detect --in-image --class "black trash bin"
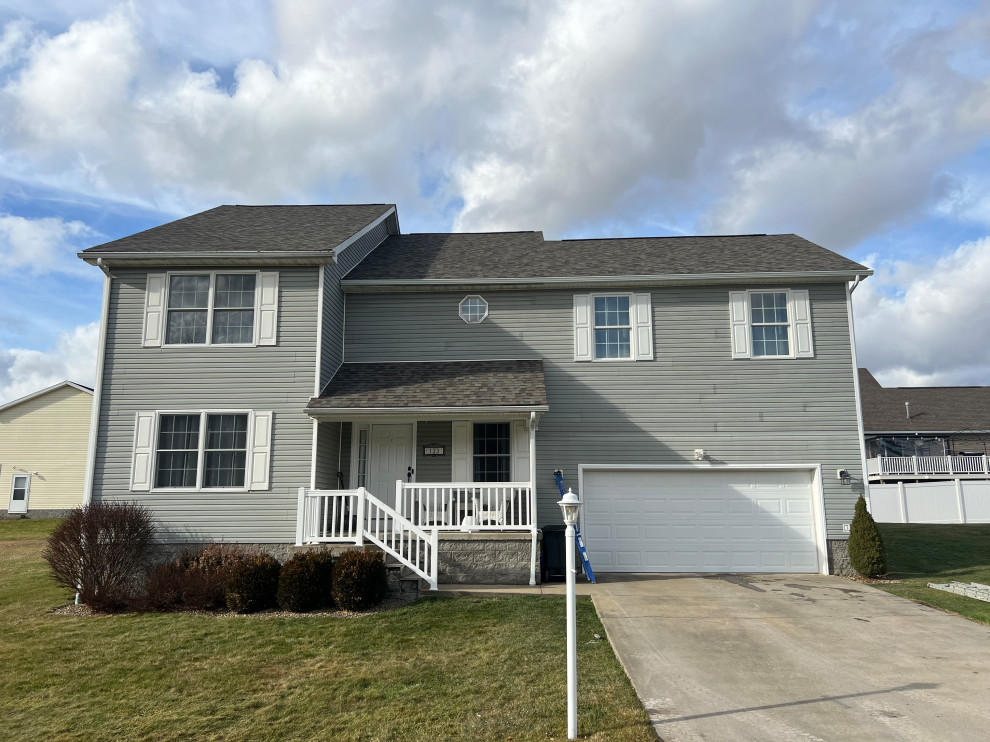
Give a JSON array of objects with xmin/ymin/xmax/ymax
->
[{"xmin": 542, "ymin": 525, "xmax": 567, "ymax": 582}]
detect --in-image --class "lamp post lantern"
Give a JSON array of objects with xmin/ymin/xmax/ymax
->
[{"xmin": 558, "ymin": 487, "xmax": 582, "ymax": 739}]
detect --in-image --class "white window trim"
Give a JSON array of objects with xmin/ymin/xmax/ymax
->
[
  {"xmin": 147, "ymin": 409, "xmax": 259, "ymax": 493},
  {"xmin": 458, "ymin": 295, "xmax": 489, "ymax": 324},
  {"xmin": 590, "ymin": 292, "xmax": 636, "ymax": 362},
  {"xmin": 161, "ymin": 271, "xmax": 262, "ymax": 348},
  {"xmin": 574, "ymin": 293, "xmax": 654, "ymax": 362},
  {"xmin": 731, "ymin": 289, "xmax": 814, "ymax": 360}
]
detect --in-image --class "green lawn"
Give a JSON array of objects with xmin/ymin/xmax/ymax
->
[
  {"xmin": 0, "ymin": 520, "xmax": 653, "ymax": 741},
  {"xmin": 874, "ymin": 523, "xmax": 990, "ymax": 626}
]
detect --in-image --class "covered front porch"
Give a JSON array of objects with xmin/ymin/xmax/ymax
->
[{"xmin": 299, "ymin": 360, "xmax": 549, "ymax": 587}]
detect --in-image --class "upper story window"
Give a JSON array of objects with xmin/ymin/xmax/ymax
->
[
  {"xmin": 142, "ymin": 271, "xmax": 279, "ymax": 348},
  {"xmin": 750, "ymin": 292, "xmax": 789, "ymax": 357},
  {"xmin": 166, "ymin": 273, "xmax": 258, "ymax": 346},
  {"xmin": 130, "ymin": 409, "xmax": 272, "ymax": 492},
  {"xmin": 729, "ymin": 289, "xmax": 814, "ymax": 360},
  {"xmin": 459, "ymin": 295, "xmax": 488, "ymax": 323},
  {"xmin": 573, "ymin": 293, "xmax": 653, "ymax": 362},
  {"xmin": 594, "ymin": 296, "xmax": 631, "ymax": 359}
]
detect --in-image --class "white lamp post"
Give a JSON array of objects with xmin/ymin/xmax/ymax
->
[{"xmin": 558, "ymin": 487, "xmax": 582, "ymax": 740}]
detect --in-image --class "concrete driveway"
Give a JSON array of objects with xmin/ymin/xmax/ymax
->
[{"xmin": 593, "ymin": 574, "xmax": 990, "ymax": 741}]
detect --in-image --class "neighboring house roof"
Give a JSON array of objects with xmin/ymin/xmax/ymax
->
[
  {"xmin": 307, "ymin": 360, "xmax": 548, "ymax": 414},
  {"xmin": 343, "ymin": 232, "xmax": 870, "ymax": 284},
  {"xmin": 78, "ymin": 204, "xmax": 395, "ymax": 264},
  {"xmin": 0, "ymin": 380, "xmax": 94, "ymax": 413},
  {"xmin": 859, "ymin": 369, "xmax": 990, "ymax": 433}
]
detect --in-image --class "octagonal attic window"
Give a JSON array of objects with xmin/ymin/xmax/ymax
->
[{"xmin": 459, "ymin": 295, "xmax": 488, "ymax": 324}]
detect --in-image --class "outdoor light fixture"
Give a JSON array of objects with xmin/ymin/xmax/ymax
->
[{"xmin": 557, "ymin": 487, "xmax": 582, "ymax": 739}]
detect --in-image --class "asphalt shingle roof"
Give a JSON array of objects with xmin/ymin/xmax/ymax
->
[
  {"xmin": 81, "ymin": 204, "xmax": 393, "ymax": 255},
  {"xmin": 344, "ymin": 232, "xmax": 868, "ymax": 281},
  {"xmin": 308, "ymin": 360, "xmax": 548, "ymax": 410},
  {"xmin": 859, "ymin": 369, "xmax": 990, "ymax": 432}
]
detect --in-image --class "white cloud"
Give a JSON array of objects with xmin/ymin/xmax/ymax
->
[
  {"xmin": 0, "ymin": 321, "xmax": 98, "ymax": 404},
  {"xmin": 0, "ymin": 214, "xmax": 96, "ymax": 274},
  {"xmin": 854, "ymin": 237, "xmax": 990, "ymax": 386}
]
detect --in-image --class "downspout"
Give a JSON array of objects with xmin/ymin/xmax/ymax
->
[
  {"xmin": 847, "ymin": 275, "xmax": 872, "ymax": 523},
  {"xmin": 82, "ymin": 259, "xmax": 112, "ymax": 507}
]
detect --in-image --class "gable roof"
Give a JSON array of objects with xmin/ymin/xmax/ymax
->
[
  {"xmin": 307, "ymin": 360, "xmax": 548, "ymax": 415},
  {"xmin": 79, "ymin": 204, "xmax": 395, "ymax": 265},
  {"xmin": 0, "ymin": 380, "xmax": 93, "ymax": 413},
  {"xmin": 343, "ymin": 232, "xmax": 870, "ymax": 284},
  {"xmin": 859, "ymin": 368, "xmax": 990, "ymax": 433}
]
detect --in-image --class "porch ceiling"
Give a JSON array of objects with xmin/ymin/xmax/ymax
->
[{"xmin": 305, "ymin": 359, "xmax": 548, "ymax": 419}]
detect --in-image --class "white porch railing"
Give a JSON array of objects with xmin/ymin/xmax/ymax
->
[
  {"xmin": 395, "ymin": 481, "xmax": 535, "ymax": 530},
  {"xmin": 295, "ymin": 487, "xmax": 438, "ymax": 591},
  {"xmin": 867, "ymin": 455, "xmax": 990, "ymax": 478}
]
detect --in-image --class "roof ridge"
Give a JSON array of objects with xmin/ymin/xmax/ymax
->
[{"xmin": 557, "ymin": 233, "xmax": 770, "ymax": 242}]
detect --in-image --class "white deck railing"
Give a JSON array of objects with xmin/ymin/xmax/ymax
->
[
  {"xmin": 295, "ymin": 487, "xmax": 438, "ymax": 590},
  {"xmin": 395, "ymin": 481, "xmax": 535, "ymax": 530},
  {"xmin": 867, "ymin": 455, "xmax": 990, "ymax": 478}
]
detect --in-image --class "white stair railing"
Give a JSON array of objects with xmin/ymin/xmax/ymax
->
[{"xmin": 296, "ymin": 487, "xmax": 438, "ymax": 591}]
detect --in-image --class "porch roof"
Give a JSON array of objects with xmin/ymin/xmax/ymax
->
[{"xmin": 305, "ymin": 360, "xmax": 549, "ymax": 418}]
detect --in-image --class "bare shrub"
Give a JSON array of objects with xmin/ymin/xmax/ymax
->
[{"xmin": 43, "ymin": 501, "xmax": 156, "ymax": 612}]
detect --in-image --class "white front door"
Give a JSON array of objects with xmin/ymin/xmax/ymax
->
[
  {"xmin": 8, "ymin": 474, "xmax": 29, "ymax": 514},
  {"xmin": 368, "ymin": 424, "xmax": 413, "ymax": 504}
]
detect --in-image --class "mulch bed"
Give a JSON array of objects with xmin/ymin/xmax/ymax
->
[{"xmin": 49, "ymin": 596, "xmax": 415, "ymax": 619}]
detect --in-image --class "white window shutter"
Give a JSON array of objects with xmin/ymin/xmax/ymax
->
[
  {"xmin": 131, "ymin": 412, "xmax": 156, "ymax": 491},
  {"xmin": 451, "ymin": 421, "xmax": 471, "ymax": 481},
  {"xmin": 256, "ymin": 272, "xmax": 279, "ymax": 346},
  {"xmin": 633, "ymin": 293, "xmax": 654, "ymax": 361},
  {"xmin": 143, "ymin": 274, "xmax": 166, "ymax": 347},
  {"xmin": 573, "ymin": 294, "xmax": 593, "ymax": 361},
  {"xmin": 729, "ymin": 291, "xmax": 751, "ymax": 359},
  {"xmin": 791, "ymin": 290, "xmax": 815, "ymax": 358},
  {"xmin": 248, "ymin": 412, "xmax": 273, "ymax": 490}
]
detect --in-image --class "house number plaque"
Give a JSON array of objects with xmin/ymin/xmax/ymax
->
[{"xmin": 422, "ymin": 446, "xmax": 445, "ymax": 456}]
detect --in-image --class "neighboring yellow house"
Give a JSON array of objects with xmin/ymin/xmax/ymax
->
[{"xmin": 1, "ymin": 381, "xmax": 93, "ymax": 517}]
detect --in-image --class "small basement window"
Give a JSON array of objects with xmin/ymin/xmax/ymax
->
[{"xmin": 459, "ymin": 295, "xmax": 489, "ymax": 324}]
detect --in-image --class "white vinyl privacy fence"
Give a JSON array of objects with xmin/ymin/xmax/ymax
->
[{"xmin": 869, "ymin": 480, "xmax": 990, "ymax": 524}]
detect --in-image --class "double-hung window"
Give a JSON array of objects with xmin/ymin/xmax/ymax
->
[
  {"xmin": 131, "ymin": 410, "xmax": 272, "ymax": 492},
  {"xmin": 729, "ymin": 289, "xmax": 814, "ymax": 359},
  {"xmin": 142, "ymin": 271, "xmax": 279, "ymax": 347},
  {"xmin": 473, "ymin": 423, "xmax": 511, "ymax": 482},
  {"xmin": 594, "ymin": 296, "xmax": 632, "ymax": 359},
  {"xmin": 165, "ymin": 273, "xmax": 257, "ymax": 346},
  {"xmin": 750, "ymin": 292, "xmax": 790, "ymax": 357},
  {"xmin": 573, "ymin": 293, "xmax": 653, "ymax": 361}
]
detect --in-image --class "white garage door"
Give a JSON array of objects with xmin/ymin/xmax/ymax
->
[{"xmin": 582, "ymin": 468, "xmax": 821, "ymax": 573}]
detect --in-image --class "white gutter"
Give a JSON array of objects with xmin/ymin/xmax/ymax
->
[
  {"xmin": 342, "ymin": 268, "xmax": 874, "ymax": 292},
  {"xmin": 82, "ymin": 260, "xmax": 112, "ymax": 506},
  {"xmin": 305, "ymin": 404, "xmax": 550, "ymax": 418}
]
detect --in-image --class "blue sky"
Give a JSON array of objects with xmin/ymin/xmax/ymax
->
[{"xmin": 1, "ymin": 0, "xmax": 989, "ymax": 402}]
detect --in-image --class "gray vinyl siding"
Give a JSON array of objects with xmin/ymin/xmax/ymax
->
[
  {"xmin": 343, "ymin": 284, "xmax": 864, "ymax": 537},
  {"xmin": 339, "ymin": 422, "xmax": 352, "ymax": 487},
  {"xmin": 93, "ymin": 267, "xmax": 320, "ymax": 543},
  {"xmin": 314, "ymin": 421, "xmax": 340, "ymax": 489},
  {"xmin": 319, "ymin": 219, "xmax": 391, "ymax": 392},
  {"xmin": 416, "ymin": 421, "xmax": 453, "ymax": 482}
]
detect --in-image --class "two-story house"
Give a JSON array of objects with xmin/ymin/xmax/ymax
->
[{"xmin": 79, "ymin": 204, "xmax": 872, "ymax": 586}]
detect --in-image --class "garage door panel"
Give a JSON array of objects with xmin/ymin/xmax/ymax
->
[{"xmin": 583, "ymin": 468, "xmax": 820, "ymax": 574}]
